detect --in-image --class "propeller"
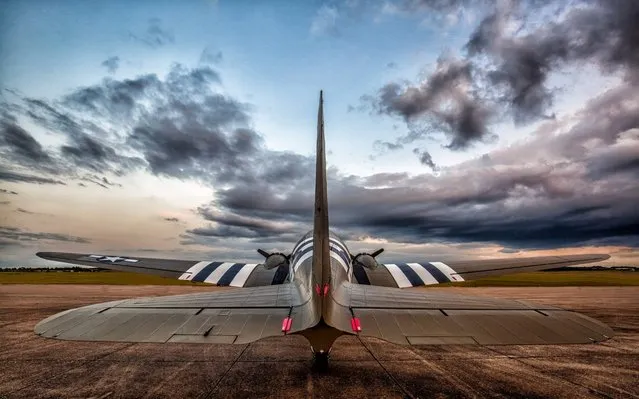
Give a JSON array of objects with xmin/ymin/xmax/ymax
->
[
  {"xmin": 351, "ymin": 248, "xmax": 384, "ymax": 270},
  {"xmin": 257, "ymin": 249, "xmax": 290, "ymax": 270}
]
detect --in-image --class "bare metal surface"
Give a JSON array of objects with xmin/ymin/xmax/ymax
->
[{"xmin": 1, "ymin": 284, "xmax": 637, "ymax": 399}]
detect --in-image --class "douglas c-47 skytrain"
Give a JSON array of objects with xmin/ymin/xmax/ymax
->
[{"xmin": 36, "ymin": 91, "xmax": 613, "ymax": 369}]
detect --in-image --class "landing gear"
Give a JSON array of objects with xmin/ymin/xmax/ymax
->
[{"xmin": 312, "ymin": 351, "xmax": 329, "ymax": 371}]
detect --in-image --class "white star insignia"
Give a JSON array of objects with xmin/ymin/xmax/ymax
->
[{"xmin": 89, "ymin": 255, "xmax": 139, "ymax": 263}]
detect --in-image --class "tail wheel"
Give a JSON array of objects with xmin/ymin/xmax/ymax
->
[{"xmin": 312, "ymin": 351, "xmax": 329, "ymax": 371}]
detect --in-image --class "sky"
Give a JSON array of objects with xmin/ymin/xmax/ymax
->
[{"xmin": 1, "ymin": 0, "xmax": 638, "ymax": 267}]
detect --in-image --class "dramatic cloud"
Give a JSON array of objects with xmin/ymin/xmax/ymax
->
[
  {"xmin": 129, "ymin": 18, "xmax": 174, "ymax": 48},
  {"xmin": 4, "ymin": 62, "xmax": 318, "ymax": 200},
  {"xmin": 79, "ymin": 174, "xmax": 122, "ymax": 189},
  {"xmin": 0, "ymin": 169, "xmax": 65, "ymax": 185},
  {"xmin": 101, "ymin": 56, "xmax": 120, "ymax": 74},
  {"xmin": 361, "ymin": 1, "xmax": 639, "ymax": 161},
  {"xmin": 0, "ymin": 112, "xmax": 54, "ymax": 170},
  {"xmin": 190, "ymin": 206, "xmax": 306, "ymax": 240},
  {"xmin": 412, "ymin": 148, "xmax": 438, "ymax": 171},
  {"xmin": 466, "ymin": 0, "xmax": 639, "ymax": 121},
  {"xmin": 362, "ymin": 56, "xmax": 493, "ymax": 150},
  {"xmin": 3, "ymin": 9, "xmax": 637, "ymax": 258},
  {"xmin": 0, "ymin": 226, "xmax": 90, "ymax": 244},
  {"xmin": 184, "ymin": 80, "xmax": 638, "ymax": 250}
]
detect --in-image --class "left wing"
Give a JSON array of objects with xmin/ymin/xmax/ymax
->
[
  {"xmin": 36, "ymin": 252, "xmax": 289, "ymax": 287},
  {"xmin": 35, "ymin": 284, "xmax": 317, "ymax": 344},
  {"xmin": 353, "ymin": 254, "xmax": 610, "ymax": 287}
]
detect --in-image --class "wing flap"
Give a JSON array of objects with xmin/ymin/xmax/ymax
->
[
  {"xmin": 352, "ymin": 307, "xmax": 612, "ymax": 346},
  {"xmin": 327, "ymin": 283, "xmax": 614, "ymax": 346},
  {"xmin": 35, "ymin": 285, "xmax": 313, "ymax": 344}
]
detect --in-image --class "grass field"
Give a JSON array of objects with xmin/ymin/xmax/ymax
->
[
  {"xmin": 441, "ymin": 271, "xmax": 639, "ymax": 287},
  {"xmin": 0, "ymin": 271, "xmax": 205, "ymax": 285},
  {"xmin": 0, "ymin": 270, "xmax": 638, "ymax": 286}
]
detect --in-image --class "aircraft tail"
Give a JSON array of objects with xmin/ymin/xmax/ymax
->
[{"xmin": 312, "ymin": 91, "xmax": 331, "ymax": 291}]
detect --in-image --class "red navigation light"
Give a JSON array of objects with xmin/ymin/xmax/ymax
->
[
  {"xmin": 281, "ymin": 317, "xmax": 293, "ymax": 333},
  {"xmin": 350, "ymin": 317, "xmax": 362, "ymax": 333}
]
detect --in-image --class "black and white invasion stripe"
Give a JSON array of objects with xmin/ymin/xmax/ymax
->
[
  {"xmin": 384, "ymin": 262, "xmax": 464, "ymax": 287},
  {"xmin": 290, "ymin": 239, "xmax": 351, "ymax": 272},
  {"xmin": 179, "ymin": 262, "xmax": 258, "ymax": 287}
]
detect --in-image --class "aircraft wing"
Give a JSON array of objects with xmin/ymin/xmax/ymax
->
[
  {"xmin": 36, "ymin": 252, "xmax": 289, "ymax": 287},
  {"xmin": 335, "ymin": 284, "xmax": 614, "ymax": 345},
  {"xmin": 352, "ymin": 254, "xmax": 610, "ymax": 287},
  {"xmin": 35, "ymin": 284, "xmax": 316, "ymax": 344}
]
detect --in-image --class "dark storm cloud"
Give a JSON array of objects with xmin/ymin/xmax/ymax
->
[
  {"xmin": 347, "ymin": 84, "xmax": 638, "ymax": 248},
  {"xmin": 4, "ymin": 62, "xmax": 321, "ymax": 254},
  {"xmin": 362, "ymin": 57, "xmax": 492, "ymax": 150},
  {"xmin": 62, "ymin": 74, "xmax": 161, "ymax": 120},
  {"xmin": 2, "ymin": 64, "xmax": 231, "ymax": 185},
  {"xmin": 5, "ymin": 62, "xmax": 314, "ymax": 198},
  {"xmin": 129, "ymin": 18, "xmax": 174, "ymax": 48},
  {"xmin": 0, "ymin": 226, "xmax": 90, "ymax": 244},
  {"xmin": 412, "ymin": 148, "xmax": 438, "ymax": 171},
  {"xmin": 185, "ymin": 81, "xmax": 639, "ymax": 250},
  {"xmin": 2, "ymin": 31, "xmax": 635, "ymax": 253},
  {"xmin": 61, "ymin": 134, "xmax": 132, "ymax": 174},
  {"xmin": 101, "ymin": 56, "xmax": 120, "ymax": 74},
  {"xmin": 362, "ymin": 1, "xmax": 639, "ymax": 150},
  {"xmin": 11, "ymin": 95, "xmax": 142, "ymax": 177},
  {"xmin": 0, "ymin": 169, "xmax": 65, "ymax": 185},
  {"xmin": 192, "ymin": 206, "xmax": 304, "ymax": 239},
  {"xmin": 128, "ymin": 117, "xmax": 258, "ymax": 181},
  {"xmin": 0, "ymin": 119, "xmax": 52, "ymax": 165},
  {"xmin": 465, "ymin": 0, "xmax": 639, "ymax": 121},
  {"xmin": 79, "ymin": 174, "xmax": 122, "ymax": 189}
]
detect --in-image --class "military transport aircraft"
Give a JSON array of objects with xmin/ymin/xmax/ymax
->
[{"xmin": 36, "ymin": 91, "xmax": 613, "ymax": 369}]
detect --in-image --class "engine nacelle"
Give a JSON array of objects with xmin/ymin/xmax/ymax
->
[
  {"xmin": 263, "ymin": 253, "xmax": 289, "ymax": 270},
  {"xmin": 352, "ymin": 253, "xmax": 380, "ymax": 270}
]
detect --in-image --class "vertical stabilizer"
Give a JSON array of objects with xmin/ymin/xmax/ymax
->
[{"xmin": 313, "ymin": 91, "xmax": 331, "ymax": 291}]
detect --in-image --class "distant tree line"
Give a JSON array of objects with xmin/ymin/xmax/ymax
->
[
  {"xmin": 0, "ymin": 265, "xmax": 637, "ymax": 272},
  {"xmin": 545, "ymin": 266, "xmax": 638, "ymax": 272},
  {"xmin": 0, "ymin": 266, "xmax": 109, "ymax": 272}
]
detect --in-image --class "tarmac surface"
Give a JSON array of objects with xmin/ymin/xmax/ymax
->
[{"xmin": 0, "ymin": 284, "xmax": 637, "ymax": 399}]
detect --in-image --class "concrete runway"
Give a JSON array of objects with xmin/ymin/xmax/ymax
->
[{"xmin": 0, "ymin": 285, "xmax": 637, "ymax": 399}]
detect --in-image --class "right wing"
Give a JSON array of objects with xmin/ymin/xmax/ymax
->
[
  {"xmin": 35, "ymin": 284, "xmax": 317, "ymax": 344},
  {"xmin": 37, "ymin": 252, "xmax": 289, "ymax": 287},
  {"xmin": 329, "ymin": 283, "xmax": 614, "ymax": 345},
  {"xmin": 353, "ymin": 254, "xmax": 610, "ymax": 287}
]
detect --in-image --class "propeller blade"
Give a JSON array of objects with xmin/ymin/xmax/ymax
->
[{"xmin": 370, "ymin": 248, "xmax": 384, "ymax": 258}]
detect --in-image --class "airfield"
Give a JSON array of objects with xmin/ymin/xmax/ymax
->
[{"xmin": 1, "ymin": 283, "xmax": 638, "ymax": 398}]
